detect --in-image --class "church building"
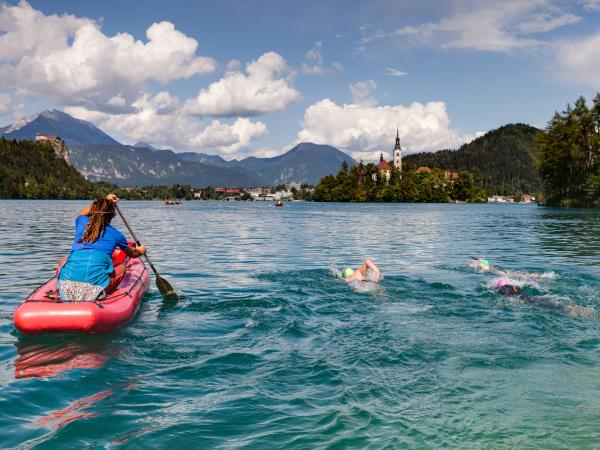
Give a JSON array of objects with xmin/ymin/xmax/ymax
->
[
  {"xmin": 393, "ymin": 129, "xmax": 402, "ymax": 172},
  {"xmin": 373, "ymin": 130, "xmax": 402, "ymax": 183},
  {"xmin": 376, "ymin": 154, "xmax": 391, "ymax": 182}
]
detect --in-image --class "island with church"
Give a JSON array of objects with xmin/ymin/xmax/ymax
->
[{"xmin": 311, "ymin": 129, "xmax": 487, "ymax": 203}]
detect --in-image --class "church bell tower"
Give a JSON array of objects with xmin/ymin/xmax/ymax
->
[{"xmin": 393, "ymin": 129, "xmax": 402, "ymax": 172}]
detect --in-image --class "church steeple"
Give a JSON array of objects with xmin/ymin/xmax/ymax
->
[{"xmin": 393, "ymin": 128, "xmax": 402, "ymax": 173}]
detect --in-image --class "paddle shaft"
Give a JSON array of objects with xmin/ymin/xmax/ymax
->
[{"xmin": 114, "ymin": 204, "xmax": 159, "ymax": 275}]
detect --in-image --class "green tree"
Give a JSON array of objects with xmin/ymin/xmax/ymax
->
[{"xmin": 535, "ymin": 93, "xmax": 600, "ymax": 207}]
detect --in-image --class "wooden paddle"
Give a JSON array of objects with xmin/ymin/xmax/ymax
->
[{"xmin": 115, "ymin": 204, "xmax": 178, "ymax": 301}]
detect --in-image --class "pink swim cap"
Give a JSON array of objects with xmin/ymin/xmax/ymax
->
[{"xmin": 496, "ymin": 278, "xmax": 509, "ymax": 288}]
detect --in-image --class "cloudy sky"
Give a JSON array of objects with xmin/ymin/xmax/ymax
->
[{"xmin": 1, "ymin": 0, "xmax": 599, "ymax": 160}]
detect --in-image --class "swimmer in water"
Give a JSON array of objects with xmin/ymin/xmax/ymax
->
[
  {"xmin": 342, "ymin": 259, "xmax": 381, "ymax": 283},
  {"xmin": 470, "ymin": 257, "xmax": 507, "ymax": 276},
  {"xmin": 471, "ymin": 257, "xmax": 549, "ymax": 280},
  {"xmin": 495, "ymin": 278, "xmax": 593, "ymax": 317}
]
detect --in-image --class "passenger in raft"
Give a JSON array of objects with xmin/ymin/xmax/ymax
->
[
  {"xmin": 341, "ymin": 259, "xmax": 381, "ymax": 282},
  {"xmin": 495, "ymin": 278, "xmax": 593, "ymax": 316},
  {"xmin": 57, "ymin": 194, "xmax": 146, "ymax": 301}
]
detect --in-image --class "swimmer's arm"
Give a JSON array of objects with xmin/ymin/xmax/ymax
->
[
  {"xmin": 364, "ymin": 259, "xmax": 381, "ymax": 280},
  {"xmin": 356, "ymin": 261, "xmax": 367, "ymax": 275}
]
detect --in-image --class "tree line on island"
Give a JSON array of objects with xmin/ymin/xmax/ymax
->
[{"xmin": 312, "ymin": 161, "xmax": 485, "ymax": 202}]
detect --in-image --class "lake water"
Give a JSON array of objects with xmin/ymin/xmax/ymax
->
[{"xmin": 2, "ymin": 201, "xmax": 600, "ymax": 448}]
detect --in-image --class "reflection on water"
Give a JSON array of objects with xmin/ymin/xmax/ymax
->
[
  {"xmin": 14, "ymin": 336, "xmax": 112, "ymax": 379},
  {"xmin": 35, "ymin": 388, "xmax": 112, "ymax": 430},
  {"xmin": 2, "ymin": 201, "xmax": 600, "ymax": 447},
  {"xmin": 534, "ymin": 208, "xmax": 600, "ymax": 260}
]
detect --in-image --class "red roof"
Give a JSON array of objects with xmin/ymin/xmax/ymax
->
[
  {"xmin": 444, "ymin": 171, "xmax": 459, "ymax": 180},
  {"xmin": 377, "ymin": 153, "xmax": 391, "ymax": 170}
]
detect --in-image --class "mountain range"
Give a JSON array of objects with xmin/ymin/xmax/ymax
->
[
  {"xmin": 0, "ymin": 109, "xmax": 120, "ymax": 146},
  {"xmin": 180, "ymin": 143, "xmax": 355, "ymax": 185},
  {"xmin": 1, "ymin": 110, "xmax": 356, "ymax": 187}
]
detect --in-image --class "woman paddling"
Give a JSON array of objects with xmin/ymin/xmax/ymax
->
[{"xmin": 57, "ymin": 194, "xmax": 146, "ymax": 301}]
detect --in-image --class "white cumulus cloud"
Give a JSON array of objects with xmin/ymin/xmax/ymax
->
[
  {"xmin": 185, "ymin": 51, "xmax": 300, "ymax": 117},
  {"xmin": 349, "ymin": 80, "xmax": 378, "ymax": 107},
  {"xmin": 301, "ymin": 41, "xmax": 343, "ymax": 75},
  {"xmin": 0, "ymin": 93, "xmax": 11, "ymax": 116},
  {"xmin": 305, "ymin": 41, "xmax": 323, "ymax": 65},
  {"xmin": 190, "ymin": 118, "xmax": 267, "ymax": 155},
  {"xmin": 66, "ymin": 92, "xmax": 267, "ymax": 157},
  {"xmin": 557, "ymin": 31, "xmax": 600, "ymax": 88},
  {"xmin": 0, "ymin": 1, "xmax": 216, "ymax": 112},
  {"xmin": 298, "ymin": 98, "xmax": 479, "ymax": 161},
  {"xmin": 302, "ymin": 41, "xmax": 326, "ymax": 74}
]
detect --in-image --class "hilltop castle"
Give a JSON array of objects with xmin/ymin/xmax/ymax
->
[{"xmin": 35, "ymin": 132, "xmax": 70, "ymax": 165}]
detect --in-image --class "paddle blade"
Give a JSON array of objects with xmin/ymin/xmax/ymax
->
[{"xmin": 155, "ymin": 274, "xmax": 178, "ymax": 301}]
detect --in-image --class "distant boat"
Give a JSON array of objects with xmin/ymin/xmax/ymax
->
[
  {"xmin": 165, "ymin": 199, "xmax": 183, "ymax": 205},
  {"xmin": 275, "ymin": 200, "xmax": 284, "ymax": 207}
]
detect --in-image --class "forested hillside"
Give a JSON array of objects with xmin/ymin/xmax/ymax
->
[
  {"xmin": 0, "ymin": 138, "xmax": 97, "ymax": 199},
  {"xmin": 0, "ymin": 139, "xmax": 243, "ymax": 200},
  {"xmin": 404, "ymin": 124, "xmax": 541, "ymax": 195}
]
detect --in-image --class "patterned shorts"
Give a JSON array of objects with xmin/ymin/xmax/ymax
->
[{"xmin": 58, "ymin": 280, "xmax": 104, "ymax": 302}]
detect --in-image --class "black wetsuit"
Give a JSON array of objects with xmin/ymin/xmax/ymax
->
[{"xmin": 498, "ymin": 285, "xmax": 567, "ymax": 312}]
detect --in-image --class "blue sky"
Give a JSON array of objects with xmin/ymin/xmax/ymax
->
[{"xmin": 1, "ymin": 0, "xmax": 600, "ymax": 160}]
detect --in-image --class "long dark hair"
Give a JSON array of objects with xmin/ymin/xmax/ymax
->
[{"xmin": 80, "ymin": 198, "xmax": 116, "ymax": 243}]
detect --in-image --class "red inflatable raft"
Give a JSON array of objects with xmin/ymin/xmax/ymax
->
[{"xmin": 14, "ymin": 257, "xmax": 149, "ymax": 335}]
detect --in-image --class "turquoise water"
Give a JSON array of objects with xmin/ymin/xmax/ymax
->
[{"xmin": 2, "ymin": 201, "xmax": 600, "ymax": 448}]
